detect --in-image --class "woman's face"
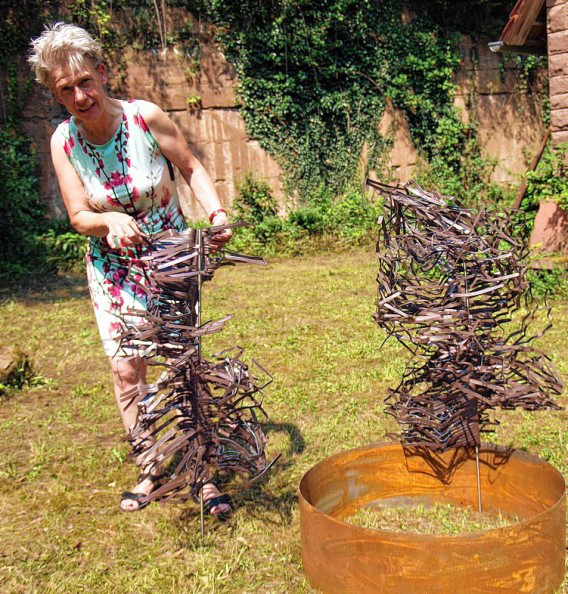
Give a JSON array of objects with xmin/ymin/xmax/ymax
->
[{"xmin": 50, "ymin": 60, "xmax": 108, "ymax": 123}]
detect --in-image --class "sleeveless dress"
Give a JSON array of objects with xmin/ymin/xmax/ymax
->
[{"xmin": 54, "ymin": 99, "xmax": 187, "ymax": 356}]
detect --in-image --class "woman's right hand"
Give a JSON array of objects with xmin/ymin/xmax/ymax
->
[{"xmin": 103, "ymin": 212, "xmax": 145, "ymax": 248}]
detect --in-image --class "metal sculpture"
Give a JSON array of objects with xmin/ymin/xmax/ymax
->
[
  {"xmin": 366, "ymin": 178, "xmax": 563, "ymax": 452},
  {"xmin": 117, "ymin": 223, "xmax": 277, "ymax": 515},
  {"xmin": 298, "ymin": 179, "xmax": 566, "ymax": 592}
]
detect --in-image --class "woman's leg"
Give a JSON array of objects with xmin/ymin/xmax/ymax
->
[
  {"xmin": 109, "ymin": 355, "xmax": 161, "ymax": 511},
  {"xmin": 109, "ymin": 355, "xmax": 230, "ymax": 514},
  {"xmin": 109, "ymin": 355, "xmax": 146, "ymax": 433}
]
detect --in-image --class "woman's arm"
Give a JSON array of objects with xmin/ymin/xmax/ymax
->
[
  {"xmin": 138, "ymin": 101, "xmax": 231, "ymax": 243},
  {"xmin": 51, "ymin": 134, "xmax": 144, "ymax": 247}
]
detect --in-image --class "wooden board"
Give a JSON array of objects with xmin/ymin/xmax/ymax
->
[{"xmin": 501, "ymin": 0, "xmax": 547, "ymax": 46}]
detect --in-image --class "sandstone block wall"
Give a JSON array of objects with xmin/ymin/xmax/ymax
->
[
  {"xmin": 458, "ymin": 38, "xmax": 548, "ymax": 183},
  {"xmin": 380, "ymin": 37, "xmax": 548, "ymax": 187},
  {"xmin": 547, "ymin": 0, "xmax": 568, "ymax": 145},
  {"xmin": 14, "ymin": 33, "xmax": 549, "ymax": 220}
]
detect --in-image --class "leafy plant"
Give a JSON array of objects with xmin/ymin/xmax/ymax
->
[
  {"xmin": 527, "ymin": 268, "xmax": 568, "ymax": 298},
  {"xmin": 230, "ymin": 174, "xmax": 381, "ymax": 255},
  {"xmin": 525, "ymin": 143, "xmax": 568, "ymax": 210},
  {"xmin": 41, "ymin": 227, "xmax": 89, "ymax": 271},
  {"xmin": 233, "ymin": 173, "xmax": 279, "ymax": 224},
  {"xmin": 0, "ymin": 68, "xmax": 49, "ymax": 283}
]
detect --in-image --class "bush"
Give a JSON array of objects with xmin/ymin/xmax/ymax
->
[
  {"xmin": 41, "ymin": 225, "xmax": 89, "ymax": 271},
  {"xmin": 229, "ymin": 174, "xmax": 381, "ymax": 256},
  {"xmin": 233, "ymin": 173, "xmax": 279, "ymax": 224},
  {"xmin": 525, "ymin": 143, "xmax": 568, "ymax": 211},
  {"xmin": 0, "ymin": 126, "xmax": 49, "ymax": 284},
  {"xmin": 527, "ymin": 268, "xmax": 568, "ymax": 298},
  {"xmin": 288, "ymin": 206, "xmax": 326, "ymax": 235}
]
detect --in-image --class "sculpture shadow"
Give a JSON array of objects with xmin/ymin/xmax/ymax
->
[
  {"xmin": 174, "ymin": 420, "xmax": 305, "ymax": 534},
  {"xmin": 402, "ymin": 444, "xmax": 513, "ymax": 485}
]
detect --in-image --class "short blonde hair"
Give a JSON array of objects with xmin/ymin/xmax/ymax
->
[{"xmin": 28, "ymin": 22, "xmax": 103, "ymax": 87}]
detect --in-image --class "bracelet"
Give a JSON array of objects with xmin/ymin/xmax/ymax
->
[{"xmin": 209, "ymin": 208, "xmax": 227, "ymax": 223}]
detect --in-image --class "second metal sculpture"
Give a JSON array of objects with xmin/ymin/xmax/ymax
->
[{"xmin": 367, "ymin": 178, "xmax": 563, "ymax": 453}]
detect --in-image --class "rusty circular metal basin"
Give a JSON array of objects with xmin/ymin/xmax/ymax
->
[{"xmin": 299, "ymin": 443, "xmax": 566, "ymax": 593}]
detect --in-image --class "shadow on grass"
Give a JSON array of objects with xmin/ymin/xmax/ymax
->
[
  {"xmin": 0, "ymin": 271, "xmax": 88, "ymax": 304},
  {"xmin": 262, "ymin": 421, "xmax": 306, "ymax": 457},
  {"xmin": 173, "ymin": 421, "xmax": 305, "ymax": 537}
]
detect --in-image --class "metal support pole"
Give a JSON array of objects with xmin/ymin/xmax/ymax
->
[
  {"xmin": 475, "ymin": 445, "xmax": 482, "ymax": 513},
  {"xmin": 196, "ymin": 228, "xmax": 202, "ymax": 360},
  {"xmin": 196, "ymin": 228, "xmax": 205, "ymax": 538},
  {"xmin": 464, "ymin": 262, "xmax": 483, "ymax": 514},
  {"xmin": 200, "ymin": 488, "xmax": 205, "ymax": 538}
]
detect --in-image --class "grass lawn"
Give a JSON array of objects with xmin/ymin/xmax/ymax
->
[{"xmin": 1, "ymin": 247, "xmax": 566, "ymax": 593}]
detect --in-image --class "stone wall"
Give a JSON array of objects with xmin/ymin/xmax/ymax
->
[
  {"xmin": 460, "ymin": 38, "xmax": 548, "ymax": 182},
  {"xmin": 20, "ymin": 39, "xmax": 284, "ymax": 220},
  {"xmin": 18, "ymin": 34, "xmax": 548, "ymax": 220},
  {"xmin": 547, "ymin": 0, "xmax": 568, "ymax": 146}
]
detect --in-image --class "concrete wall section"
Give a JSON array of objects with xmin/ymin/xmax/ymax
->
[
  {"xmin": 170, "ymin": 109, "xmax": 284, "ymax": 219},
  {"xmin": 377, "ymin": 100, "xmax": 419, "ymax": 184},
  {"xmin": 456, "ymin": 39, "xmax": 548, "ymax": 183},
  {"xmin": 366, "ymin": 38, "xmax": 547, "ymax": 187},
  {"xmin": 121, "ymin": 45, "xmax": 237, "ymax": 111}
]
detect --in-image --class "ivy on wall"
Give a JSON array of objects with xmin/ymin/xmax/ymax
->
[
  {"xmin": 0, "ymin": 64, "xmax": 48, "ymax": 282},
  {"xmin": 199, "ymin": 0, "xmax": 520, "ymax": 203},
  {"xmin": 2, "ymin": 0, "xmax": 530, "ymax": 208}
]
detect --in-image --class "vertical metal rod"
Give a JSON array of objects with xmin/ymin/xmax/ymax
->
[
  {"xmin": 464, "ymin": 262, "xmax": 483, "ymax": 514},
  {"xmin": 475, "ymin": 445, "xmax": 482, "ymax": 513},
  {"xmin": 196, "ymin": 228, "xmax": 205, "ymax": 538},
  {"xmin": 200, "ymin": 488, "xmax": 205, "ymax": 538},
  {"xmin": 196, "ymin": 228, "xmax": 202, "ymax": 361}
]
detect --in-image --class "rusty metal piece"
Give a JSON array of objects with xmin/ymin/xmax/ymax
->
[
  {"xmin": 118, "ymin": 223, "xmax": 278, "ymax": 504},
  {"xmin": 366, "ymin": 179, "xmax": 563, "ymax": 451},
  {"xmin": 299, "ymin": 442, "xmax": 566, "ymax": 593}
]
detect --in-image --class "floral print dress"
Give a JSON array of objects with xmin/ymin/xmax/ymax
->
[{"xmin": 54, "ymin": 100, "xmax": 186, "ymax": 356}]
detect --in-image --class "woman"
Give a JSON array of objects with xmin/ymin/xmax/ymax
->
[{"xmin": 29, "ymin": 22, "xmax": 232, "ymax": 513}]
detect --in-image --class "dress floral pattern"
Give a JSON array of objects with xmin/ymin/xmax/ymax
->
[{"xmin": 54, "ymin": 100, "xmax": 186, "ymax": 356}]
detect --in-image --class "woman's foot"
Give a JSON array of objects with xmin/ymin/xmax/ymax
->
[
  {"xmin": 120, "ymin": 470, "xmax": 164, "ymax": 512},
  {"xmin": 201, "ymin": 482, "xmax": 232, "ymax": 516}
]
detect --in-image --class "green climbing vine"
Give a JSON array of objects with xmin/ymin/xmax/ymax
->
[
  {"xmin": 197, "ymin": 0, "xmax": 519, "ymax": 204},
  {"xmin": 0, "ymin": 64, "xmax": 49, "ymax": 282}
]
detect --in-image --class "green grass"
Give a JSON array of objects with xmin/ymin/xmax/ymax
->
[
  {"xmin": 0, "ymin": 248, "xmax": 566, "ymax": 592},
  {"xmin": 346, "ymin": 503, "xmax": 521, "ymax": 535}
]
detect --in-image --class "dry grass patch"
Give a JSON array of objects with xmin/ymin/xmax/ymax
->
[{"xmin": 346, "ymin": 502, "xmax": 521, "ymax": 534}]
